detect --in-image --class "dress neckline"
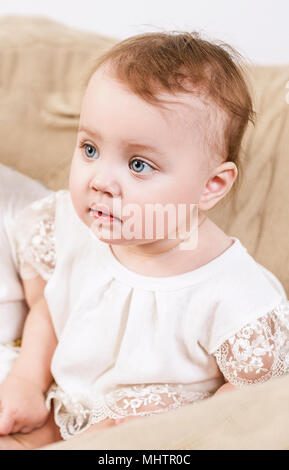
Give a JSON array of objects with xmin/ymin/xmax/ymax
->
[{"xmin": 99, "ymin": 236, "xmax": 244, "ymax": 290}]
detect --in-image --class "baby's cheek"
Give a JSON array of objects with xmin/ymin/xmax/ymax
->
[
  {"xmin": 69, "ymin": 185, "xmax": 88, "ymax": 226},
  {"xmin": 68, "ymin": 154, "xmax": 79, "ymax": 191}
]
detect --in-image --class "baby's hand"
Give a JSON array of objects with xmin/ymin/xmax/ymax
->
[{"xmin": 0, "ymin": 374, "xmax": 49, "ymax": 435}]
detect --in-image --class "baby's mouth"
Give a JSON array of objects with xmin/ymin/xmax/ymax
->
[{"xmin": 89, "ymin": 208, "xmax": 121, "ymax": 223}]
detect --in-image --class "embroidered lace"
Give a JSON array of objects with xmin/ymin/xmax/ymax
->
[
  {"xmin": 14, "ymin": 193, "xmax": 56, "ymax": 280},
  {"xmin": 213, "ymin": 299, "xmax": 289, "ymax": 387},
  {"xmin": 46, "ymin": 383, "xmax": 211, "ymax": 440}
]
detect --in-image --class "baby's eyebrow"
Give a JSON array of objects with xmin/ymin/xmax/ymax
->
[{"xmin": 78, "ymin": 125, "xmax": 163, "ymax": 157}]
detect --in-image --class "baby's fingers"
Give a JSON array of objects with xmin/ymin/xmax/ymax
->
[
  {"xmin": 19, "ymin": 421, "xmax": 45, "ymax": 434},
  {"xmin": 0, "ymin": 410, "xmax": 15, "ymax": 435},
  {"xmin": 19, "ymin": 426, "xmax": 34, "ymax": 434}
]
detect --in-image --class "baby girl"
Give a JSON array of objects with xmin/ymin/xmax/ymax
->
[{"xmin": 0, "ymin": 31, "xmax": 289, "ymax": 450}]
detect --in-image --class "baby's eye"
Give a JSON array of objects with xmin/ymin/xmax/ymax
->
[
  {"xmin": 129, "ymin": 158, "xmax": 155, "ymax": 174},
  {"xmin": 82, "ymin": 143, "xmax": 99, "ymax": 160}
]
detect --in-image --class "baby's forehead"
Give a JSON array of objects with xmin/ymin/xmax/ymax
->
[
  {"xmin": 92, "ymin": 66, "xmax": 208, "ymax": 114},
  {"xmin": 88, "ymin": 67, "xmax": 226, "ymax": 159},
  {"xmin": 91, "ymin": 66, "xmax": 212, "ymax": 120}
]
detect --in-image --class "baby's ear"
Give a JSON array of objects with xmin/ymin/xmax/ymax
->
[{"xmin": 198, "ymin": 162, "xmax": 238, "ymax": 211}]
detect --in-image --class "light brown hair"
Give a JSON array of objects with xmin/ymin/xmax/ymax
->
[{"xmin": 83, "ymin": 31, "xmax": 256, "ymax": 198}]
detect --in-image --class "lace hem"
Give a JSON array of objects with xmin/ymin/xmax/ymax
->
[
  {"xmin": 12, "ymin": 192, "xmax": 56, "ymax": 281},
  {"xmin": 45, "ymin": 383, "xmax": 211, "ymax": 440},
  {"xmin": 213, "ymin": 299, "xmax": 289, "ymax": 387}
]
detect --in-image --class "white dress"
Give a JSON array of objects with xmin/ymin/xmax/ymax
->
[
  {"xmin": 10, "ymin": 189, "xmax": 289, "ymax": 440},
  {"xmin": 0, "ymin": 163, "xmax": 51, "ymax": 382}
]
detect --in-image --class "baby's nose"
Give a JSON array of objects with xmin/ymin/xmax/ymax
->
[{"xmin": 90, "ymin": 174, "xmax": 121, "ymax": 198}]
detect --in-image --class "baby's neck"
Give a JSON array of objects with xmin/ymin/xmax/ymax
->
[{"xmin": 109, "ymin": 217, "xmax": 233, "ymax": 278}]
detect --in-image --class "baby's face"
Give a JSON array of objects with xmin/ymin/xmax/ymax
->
[{"xmin": 69, "ymin": 65, "xmax": 214, "ymax": 246}]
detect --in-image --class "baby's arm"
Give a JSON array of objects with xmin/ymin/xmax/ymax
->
[
  {"xmin": 0, "ymin": 274, "xmax": 57, "ymax": 435},
  {"xmin": 22, "ymin": 271, "xmax": 47, "ymax": 309}
]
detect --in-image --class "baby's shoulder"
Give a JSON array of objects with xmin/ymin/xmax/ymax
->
[
  {"xmin": 15, "ymin": 189, "xmax": 74, "ymax": 234},
  {"xmin": 200, "ymin": 219, "xmax": 282, "ymax": 296},
  {"xmin": 7, "ymin": 191, "xmax": 58, "ymax": 281}
]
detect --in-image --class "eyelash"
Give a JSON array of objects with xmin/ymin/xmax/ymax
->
[{"xmin": 78, "ymin": 139, "xmax": 156, "ymax": 175}]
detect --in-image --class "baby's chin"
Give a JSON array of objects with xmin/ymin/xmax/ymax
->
[
  {"xmin": 88, "ymin": 222, "xmax": 153, "ymax": 246},
  {"xmin": 87, "ymin": 216, "xmax": 124, "ymax": 243}
]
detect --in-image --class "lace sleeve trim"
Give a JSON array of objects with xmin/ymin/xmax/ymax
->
[
  {"xmin": 45, "ymin": 383, "xmax": 211, "ymax": 440},
  {"xmin": 14, "ymin": 193, "xmax": 56, "ymax": 281},
  {"xmin": 212, "ymin": 299, "xmax": 289, "ymax": 388}
]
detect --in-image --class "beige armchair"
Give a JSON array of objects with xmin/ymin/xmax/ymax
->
[{"xmin": 1, "ymin": 15, "xmax": 289, "ymax": 450}]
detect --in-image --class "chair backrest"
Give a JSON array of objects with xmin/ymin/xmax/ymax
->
[{"xmin": 0, "ymin": 15, "xmax": 117, "ymax": 189}]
